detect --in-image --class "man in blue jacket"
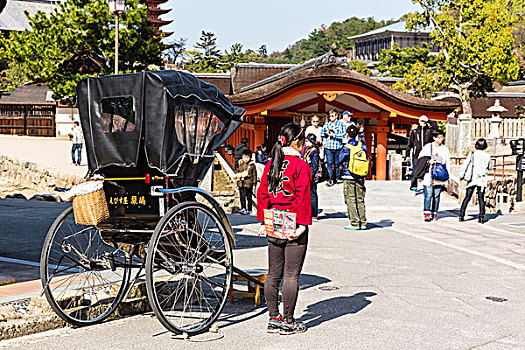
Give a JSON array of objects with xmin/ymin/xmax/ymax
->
[
  {"xmin": 339, "ymin": 124, "xmax": 368, "ymax": 230},
  {"xmin": 321, "ymin": 110, "xmax": 346, "ymax": 186}
]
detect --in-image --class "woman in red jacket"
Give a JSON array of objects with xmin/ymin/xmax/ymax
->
[{"xmin": 257, "ymin": 123, "xmax": 312, "ymax": 335}]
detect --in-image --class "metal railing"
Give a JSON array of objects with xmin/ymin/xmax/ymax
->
[{"xmin": 451, "ymin": 154, "xmax": 517, "ymax": 180}]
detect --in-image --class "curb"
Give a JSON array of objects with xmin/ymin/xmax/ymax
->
[{"xmin": 0, "ymin": 284, "xmax": 150, "ymax": 341}]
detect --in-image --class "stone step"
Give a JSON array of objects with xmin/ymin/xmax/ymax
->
[{"xmin": 0, "ymin": 274, "xmax": 16, "ymax": 287}]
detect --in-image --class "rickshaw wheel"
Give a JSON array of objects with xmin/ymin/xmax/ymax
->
[
  {"xmin": 146, "ymin": 201, "xmax": 233, "ymax": 336},
  {"xmin": 40, "ymin": 207, "xmax": 132, "ymax": 326}
]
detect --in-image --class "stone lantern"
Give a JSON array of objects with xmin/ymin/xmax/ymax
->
[{"xmin": 487, "ymin": 99, "xmax": 507, "ymax": 139}]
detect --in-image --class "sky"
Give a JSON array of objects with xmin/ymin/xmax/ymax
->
[{"xmin": 161, "ymin": 0, "xmax": 421, "ymax": 53}]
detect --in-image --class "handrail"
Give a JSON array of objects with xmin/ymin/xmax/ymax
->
[{"xmin": 451, "ymin": 154, "xmax": 518, "ymax": 179}]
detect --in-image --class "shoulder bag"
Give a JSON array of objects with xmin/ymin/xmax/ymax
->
[{"xmin": 430, "ymin": 144, "xmax": 450, "ymax": 181}]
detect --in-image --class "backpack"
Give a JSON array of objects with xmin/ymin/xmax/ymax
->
[
  {"xmin": 315, "ymin": 158, "xmax": 329, "ymax": 183},
  {"xmin": 345, "ymin": 142, "xmax": 369, "ymax": 177}
]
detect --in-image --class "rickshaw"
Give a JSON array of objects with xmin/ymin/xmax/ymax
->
[{"xmin": 39, "ymin": 71, "xmax": 254, "ymax": 336}]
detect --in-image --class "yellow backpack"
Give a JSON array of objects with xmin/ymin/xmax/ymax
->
[{"xmin": 345, "ymin": 141, "xmax": 369, "ymax": 177}]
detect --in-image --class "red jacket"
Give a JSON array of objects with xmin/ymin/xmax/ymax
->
[{"xmin": 257, "ymin": 153, "xmax": 312, "ymax": 226}]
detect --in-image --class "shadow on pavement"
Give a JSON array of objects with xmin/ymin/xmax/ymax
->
[
  {"xmin": 299, "ymin": 274, "xmax": 331, "ymax": 291},
  {"xmin": 318, "ymin": 212, "xmax": 347, "ymax": 220},
  {"xmin": 442, "ymin": 209, "xmax": 502, "ymax": 222},
  {"xmin": 233, "ymin": 233, "xmax": 267, "ymax": 250},
  {"xmin": 219, "ymin": 273, "xmax": 332, "ymax": 330},
  {"xmin": 301, "ymin": 292, "xmax": 377, "ymax": 328},
  {"xmin": 227, "ymin": 213, "xmax": 259, "ymax": 226},
  {"xmin": 368, "ymin": 219, "xmax": 394, "ymax": 229}
]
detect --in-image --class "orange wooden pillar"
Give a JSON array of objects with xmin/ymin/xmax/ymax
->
[
  {"xmin": 364, "ymin": 128, "xmax": 373, "ymax": 180},
  {"xmin": 253, "ymin": 115, "xmax": 266, "ymax": 149},
  {"xmin": 374, "ymin": 114, "xmax": 389, "ymax": 181}
]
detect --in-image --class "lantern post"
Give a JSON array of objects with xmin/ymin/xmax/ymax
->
[{"xmin": 108, "ymin": 0, "xmax": 125, "ymax": 74}]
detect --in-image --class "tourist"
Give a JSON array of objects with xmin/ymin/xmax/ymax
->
[
  {"xmin": 408, "ymin": 116, "xmax": 433, "ymax": 186},
  {"xmin": 418, "ymin": 129, "xmax": 450, "ymax": 222},
  {"xmin": 70, "ymin": 121, "xmax": 83, "ymax": 166},
  {"xmin": 459, "ymin": 138, "xmax": 493, "ymax": 223},
  {"xmin": 321, "ymin": 110, "xmax": 346, "ymax": 186},
  {"xmin": 341, "ymin": 110, "xmax": 353, "ymax": 139},
  {"xmin": 234, "ymin": 137, "xmax": 250, "ymax": 168},
  {"xmin": 407, "ymin": 115, "xmax": 434, "ymax": 192},
  {"xmin": 339, "ymin": 124, "xmax": 369, "ymax": 230},
  {"xmin": 257, "ymin": 123, "xmax": 311, "ymax": 335},
  {"xmin": 255, "ymin": 144, "xmax": 269, "ymax": 165},
  {"xmin": 303, "ymin": 133, "xmax": 320, "ymax": 221},
  {"xmin": 235, "ymin": 149, "xmax": 257, "ymax": 215},
  {"xmin": 305, "ymin": 115, "xmax": 322, "ymax": 143}
]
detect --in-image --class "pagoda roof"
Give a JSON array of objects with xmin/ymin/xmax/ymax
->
[
  {"xmin": 149, "ymin": 17, "xmax": 172, "ymax": 26},
  {"xmin": 148, "ymin": 7, "xmax": 171, "ymax": 15},
  {"xmin": 145, "ymin": 0, "xmax": 169, "ymax": 4}
]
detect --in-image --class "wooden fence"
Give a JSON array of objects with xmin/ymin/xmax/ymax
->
[
  {"xmin": 0, "ymin": 104, "xmax": 56, "ymax": 137},
  {"xmin": 472, "ymin": 117, "xmax": 525, "ymax": 139}
]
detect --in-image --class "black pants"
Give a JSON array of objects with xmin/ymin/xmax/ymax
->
[
  {"xmin": 311, "ymin": 182, "xmax": 318, "ymax": 218},
  {"xmin": 410, "ymin": 174, "xmax": 418, "ymax": 190},
  {"xmin": 265, "ymin": 230, "xmax": 308, "ymax": 321},
  {"xmin": 460, "ymin": 186, "xmax": 486, "ymax": 218},
  {"xmin": 239, "ymin": 186, "xmax": 253, "ymax": 211}
]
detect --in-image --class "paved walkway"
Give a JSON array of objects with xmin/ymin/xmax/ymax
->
[
  {"xmin": 319, "ymin": 181, "xmax": 525, "ymax": 269},
  {"xmin": 0, "ymin": 135, "xmax": 88, "ymax": 177},
  {"xmin": 2, "ymin": 137, "xmax": 525, "ymax": 348}
]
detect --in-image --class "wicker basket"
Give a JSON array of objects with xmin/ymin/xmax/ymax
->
[{"xmin": 73, "ymin": 187, "xmax": 110, "ymax": 226}]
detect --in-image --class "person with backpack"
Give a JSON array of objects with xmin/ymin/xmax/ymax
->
[
  {"xmin": 418, "ymin": 129, "xmax": 450, "ymax": 222},
  {"xmin": 234, "ymin": 138, "xmax": 250, "ymax": 168},
  {"xmin": 257, "ymin": 123, "xmax": 311, "ymax": 335},
  {"xmin": 338, "ymin": 124, "xmax": 369, "ymax": 230},
  {"xmin": 303, "ymin": 133, "xmax": 320, "ymax": 221}
]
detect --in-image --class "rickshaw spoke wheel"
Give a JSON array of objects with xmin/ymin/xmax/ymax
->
[
  {"xmin": 146, "ymin": 201, "xmax": 233, "ymax": 336},
  {"xmin": 40, "ymin": 207, "xmax": 131, "ymax": 326}
]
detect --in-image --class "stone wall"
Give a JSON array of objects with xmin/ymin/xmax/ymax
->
[
  {"xmin": 448, "ymin": 170, "xmax": 525, "ymax": 213},
  {"xmin": 0, "ymin": 156, "xmax": 82, "ymax": 200}
]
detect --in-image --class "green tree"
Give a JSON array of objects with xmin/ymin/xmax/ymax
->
[
  {"xmin": 262, "ymin": 17, "xmax": 393, "ymax": 64},
  {"xmin": 348, "ymin": 60, "xmax": 371, "ymax": 76},
  {"xmin": 393, "ymin": 61, "xmax": 449, "ymax": 98},
  {"xmin": 407, "ymin": 0, "xmax": 520, "ymax": 114},
  {"xmin": 376, "ymin": 42, "xmax": 438, "ymax": 77},
  {"xmin": 258, "ymin": 44, "xmax": 268, "ymax": 58},
  {"xmin": 184, "ymin": 31, "xmax": 222, "ymax": 73},
  {"xmin": 220, "ymin": 43, "xmax": 249, "ymax": 70},
  {"xmin": 164, "ymin": 37, "xmax": 187, "ymax": 64},
  {"xmin": 0, "ymin": 0, "xmax": 163, "ymax": 99}
]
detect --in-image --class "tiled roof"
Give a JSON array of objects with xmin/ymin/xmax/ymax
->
[
  {"xmin": 0, "ymin": 0, "xmax": 59, "ymax": 32},
  {"xmin": 0, "ymin": 83, "xmax": 55, "ymax": 104},
  {"xmin": 348, "ymin": 20, "xmax": 432, "ymax": 41}
]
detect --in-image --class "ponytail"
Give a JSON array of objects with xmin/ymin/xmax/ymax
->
[{"xmin": 268, "ymin": 123, "xmax": 304, "ymax": 193}]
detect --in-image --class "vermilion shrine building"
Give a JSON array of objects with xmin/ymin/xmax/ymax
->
[{"xmin": 200, "ymin": 53, "xmax": 459, "ymax": 180}]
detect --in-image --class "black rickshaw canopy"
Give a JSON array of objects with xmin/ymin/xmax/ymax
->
[{"xmin": 77, "ymin": 71, "xmax": 245, "ymax": 175}]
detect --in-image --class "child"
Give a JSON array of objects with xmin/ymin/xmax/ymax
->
[
  {"xmin": 303, "ymin": 133, "xmax": 320, "ymax": 220},
  {"xmin": 338, "ymin": 124, "xmax": 368, "ymax": 230},
  {"xmin": 235, "ymin": 149, "xmax": 257, "ymax": 215}
]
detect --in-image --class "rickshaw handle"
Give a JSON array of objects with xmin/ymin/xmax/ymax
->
[{"xmin": 85, "ymin": 176, "xmax": 165, "ymax": 181}]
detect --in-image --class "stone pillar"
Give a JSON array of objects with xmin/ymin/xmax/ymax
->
[
  {"xmin": 389, "ymin": 154, "xmax": 403, "ymax": 180},
  {"xmin": 457, "ymin": 113, "xmax": 472, "ymax": 156}
]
